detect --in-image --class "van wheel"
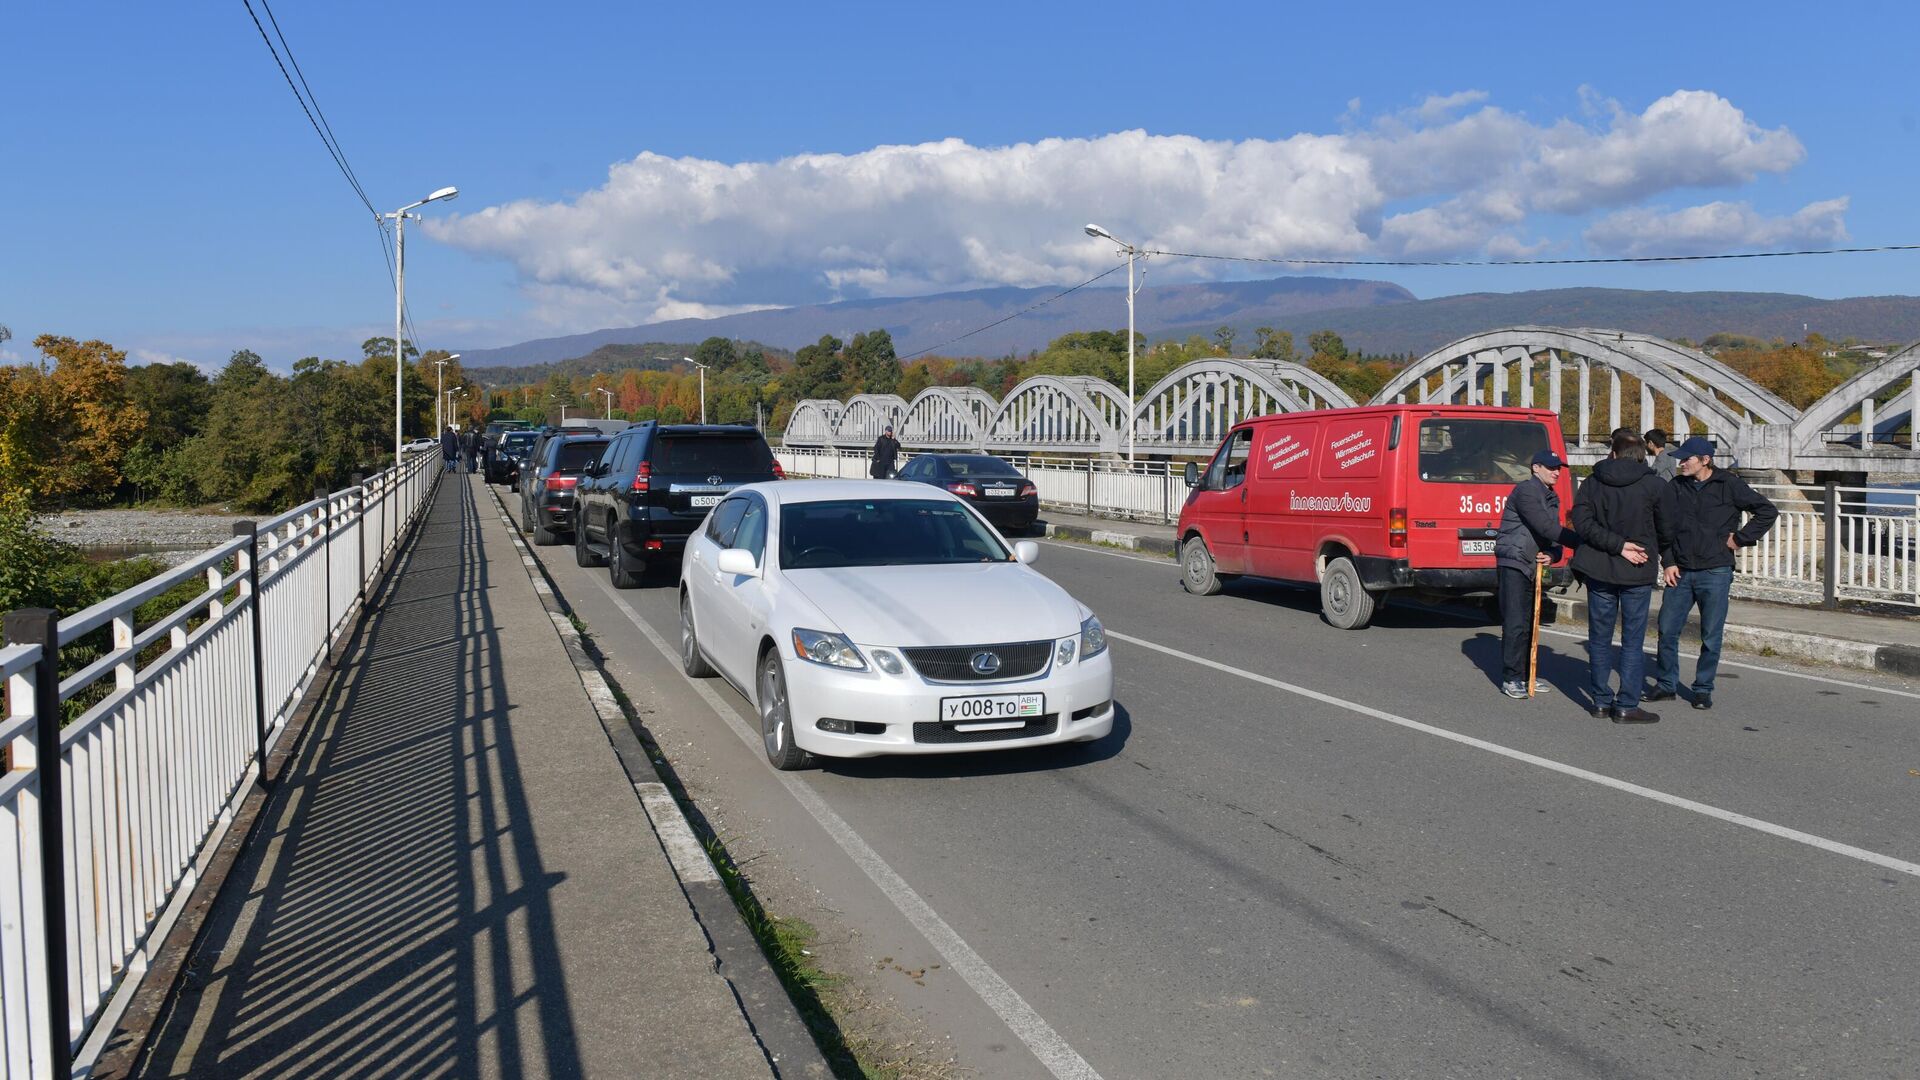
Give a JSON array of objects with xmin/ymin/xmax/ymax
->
[
  {"xmin": 609, "ymin": 521, "xmax": 645, "ymax": 589},
  {"xmin": 575, "ymin": 516, "xmax": 605, "ymax": 567},
  {"xmin": 1181, "ymin": 537, "xmax": 1224, "ymax": 596},
  {"xmin": 1321, "ymin": 557, "xmax": 1379, "ymax": 630}
]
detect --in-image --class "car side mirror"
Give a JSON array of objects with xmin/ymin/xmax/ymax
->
[
  {"xmin": 716, "ymin": 547, "xmax": 760, "ymax": 577},
  {"xmin": 1012, "ymin": 541, "xmax": 1039, "ymax": 564},
  {"xmin": 1183, "ymin": 461, "xmax": 1201, "ymax": 488}
]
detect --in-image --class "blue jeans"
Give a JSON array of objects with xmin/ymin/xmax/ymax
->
[
  {"xmin": 1656, "ymin": 566, "xmax": 1733, "ymax": 695},
  {"xmin": 1586, "ymin": 581, "xmax": 1652, "ymax": 710}
]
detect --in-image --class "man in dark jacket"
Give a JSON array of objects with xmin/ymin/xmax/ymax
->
[
  {"xmin": 1570, "ymin": 430, "xmax": 1672, "ymax": 724},
  {"xmin": 440, "ymin": 424, "xmax": 460, "ymax": 472},
  {"xmin": 1493, "ymin": 449, "xmax": 1567, "ymax": 699},
  {"xmin": 1647, "ymin": 436, "xmax": 1778, "ymax": 710},
  {"xmin": 870, "ymin": 426, "xmax": 901, "ymax": 479}
]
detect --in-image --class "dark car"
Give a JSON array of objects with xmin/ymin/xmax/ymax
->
[
  {"xmin": 490, "ymin": 430, "xmax": 540, "ymax": 486},
  {"xmin": 895, "ymin": 453, "xmax": 1040, "ymax": 534},
  {"xmin": 520, "ymin": 425, "xmax": 604, "ymax": 490},
  {"xmin": 573, "ymin": 423, "xmax": 781, "ymax": 587},
  {"xmin": 519, "ymin": 434, "xmax": 609, "ymax": 545}
]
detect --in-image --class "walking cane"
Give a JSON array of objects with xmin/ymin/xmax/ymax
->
[{"xmin": 1527, "ymin": 560, "xmax": 1545, "ymax": 697}]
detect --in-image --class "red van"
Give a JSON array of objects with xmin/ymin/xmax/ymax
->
[{"xmin": 1176, "ymin": 404, "xmax": 1574, "ymax": 629}]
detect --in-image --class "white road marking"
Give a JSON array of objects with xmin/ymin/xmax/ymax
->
[
  {"xmin": 1040, "ymin": 539, "xmax": 1920, "ymax": 700},
  {"xmin": 1107, "ymin": 628, "xmax": 1920, "ymax": 879},
  {"xmin": 589, "ymin": 575, "xmax": 1105, "ymax": 1080}
]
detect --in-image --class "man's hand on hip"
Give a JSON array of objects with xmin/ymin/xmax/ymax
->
[{"xmin": 1663, "ymin": 565, "xmax": 1681, "ymax": 587}]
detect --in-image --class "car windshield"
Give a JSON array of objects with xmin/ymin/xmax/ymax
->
[
  {"xmin": 655, "ymin": 436, "xmax": 773, "ymax": 474},
  {"xmin": 780, "ymin": 499, "xmax": 1011, "ymax": 569},
  {"xmin": 503, "ymin": 433, "xmax": 538, "ymax": 449},
  {"xmin": 944, "ymin": 456, "xmax": 1022, "ymax": 478},
  {"xmin": 1418, "ymin": 419, "xmax": 1550, "ymax": 484},
  {"xmin": 553, "ymin": 440, "xmax": 606, "ymax": 472}
]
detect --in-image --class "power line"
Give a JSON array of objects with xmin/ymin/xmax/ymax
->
[
  {"xmin": 240, "ymin": 0, "xmax": 376, "ymax": 218},
  {"xmin": 898, "ymin": 263, "xmax": 1129, "ymax": 361},
  {"xmin": 1140, "ymin": 242, "xmax": 1920, "ymax": 269},
  {"xmin": 257, "ymin": 0, "xmax": 376, "ymax": 217}
]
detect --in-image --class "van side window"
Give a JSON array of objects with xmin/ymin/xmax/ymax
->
[
  {"xmin": 1204, "ymin": 429, "xmax": 1253, "ymax": 490},
  {"xmin": 1319, "ymin": 419, "xmax": 1386, "ymax": 480},
  {"xmin": 1256, "ymin": 424, "xmax": 1316, "ymax": 480}
]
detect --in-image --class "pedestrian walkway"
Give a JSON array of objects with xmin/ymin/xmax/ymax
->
[
  {"xmin": 131, "ymin": 475, "xmax": 773, "ymax": 1078},
  {"xmin": 1037, "ymin": 508, "xmax": 1920, "ymax": 676}
]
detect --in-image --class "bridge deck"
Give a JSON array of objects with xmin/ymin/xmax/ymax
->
[{"xmin": 129, "ymin": 475, "xmax": 769, "ymax": 1078}]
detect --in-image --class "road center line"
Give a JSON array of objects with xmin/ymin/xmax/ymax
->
[
  {"xmin": 588, "ymin": 576, "xmax": 1105, "ymax": 1080},
  {"xmin": 1107, "ymin": 628, "xmax": 1920, "ymax": 879}
]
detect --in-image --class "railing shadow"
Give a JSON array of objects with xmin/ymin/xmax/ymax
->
[{"xmin": 137, "ymin": 478, "xmax": 582, "ymax": 1078}]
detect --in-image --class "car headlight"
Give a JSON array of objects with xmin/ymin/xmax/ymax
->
[
  {"xmin": 870, "ymin": 648, "xmax": 906, "ymax": 676},
  {"xmin": 791, "ymin": 628, "xmax": 867, "ymax": 670},
  {"xmin": 1079, "ymin": 614, "xmax": 1107, "ymax": 659}
]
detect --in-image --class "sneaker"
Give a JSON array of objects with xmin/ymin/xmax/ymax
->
[
  {"xmin": 1691, "ymin": 694, "xmax": 1713, "ymax": 710},
  {"xmin": 1643, "ymin": 687, "xmax": 1678, "ymax": 703},
  {"xmin": 1530, "ymin": 681, "xmax": 1554, "ymax": 695},
  {"xmin": 1501, "ymin": 681, "xmax": 1529, "ymax": 699},
  {"xmin": 1612, "ymin": 707, "xmax": 1661, "ymax": 724}
]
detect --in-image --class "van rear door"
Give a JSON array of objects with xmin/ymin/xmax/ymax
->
[{"xmin": 1404, "ymin": 413, "xmax": 1557, "ymax": 569}]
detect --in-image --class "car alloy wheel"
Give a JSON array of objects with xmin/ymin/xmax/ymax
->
[
  {"xmin": 757, "ymin": 651, "xmax": 810, "ymax": 770},
  {"xmin": 680, "ymin": 593, "xmax": 715, "ymax": 678}
]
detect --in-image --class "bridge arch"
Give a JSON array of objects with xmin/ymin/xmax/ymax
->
[
  {"xmin": 1133, "ymin": 358, "xmax": 1354, "ymax": 452},
  {"xmin": 984, "ymin": 376, "xmax": 1125, "ymax": 453},
  {"xmin": 783, "ymin": 399, "xmax": 844, "ymax": 446},
  {"xmin": 901, "ymin": 386, "xmax": 993, "ymax": 447},
  {"xmin": 1791, "ymin": 343, "xmax": 1920, "ymax": 458},
  {"xmin": 837, "ymin": 394, "xmax": 909, "ymax": 445}
]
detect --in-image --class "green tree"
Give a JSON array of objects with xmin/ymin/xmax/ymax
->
[
  {"xmin": 362, "ymin": 336, "xmax": 419, "ymax": 363},
  {"xmin": 789, "ymin": 335, "xmax": 847, "ymax": 400},
  {"xmin": 1253, "ymin": 327, "xmax": 1296, "ymax": 362},
  {"xmin": 1307, "ymin": 330, "xmax": 1349, "ymax": 362},
  {"xmin": 693, "ymin": 336, "xmax": 740, "ymax": 373},
  {"xmin": 847, "ymin": 329, "xmax": 900, "ymax": 395},
  {"xmin": 1214, "ymin": 326, "xmax": 1237, "ymax": 355}
]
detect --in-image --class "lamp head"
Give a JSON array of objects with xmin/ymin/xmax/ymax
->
[
  {"xmin": 425, "ymin": 186, "xmax": 459, "ymax": 204},
  {"xmin": 1084, "ymin": 223, "xmax": 1112, "ymax": 240},
  {"xmin": 446, "ymin": 353, "xmax": 460, "ymax": 361}
]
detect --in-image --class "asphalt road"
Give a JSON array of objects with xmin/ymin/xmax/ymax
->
[{"xmin": 498, "ymin": 485, "xmax": 1920, "ymax": 1080}]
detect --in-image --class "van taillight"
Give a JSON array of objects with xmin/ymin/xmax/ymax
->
[
  {"xmin": 547, "ymin": 475, "xmax": 577, "ymax": 491},
  {"xmin": 631, "ymin": 461, "xmax": 652, "ymax": 493},
  {"xmin": 1389, "ymin": 507, "xmax": 1408, "ymax": 548}
]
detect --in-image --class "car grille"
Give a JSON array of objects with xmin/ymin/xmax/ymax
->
[
  {"xmin": 901, "ymin": 640, "xmax": 1052, "ymax": 682},
  {"xmin": 913, "ymin": 714, "xmax": 1059, "ymax": 744}
]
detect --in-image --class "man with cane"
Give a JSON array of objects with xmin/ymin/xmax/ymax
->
[{"xmin": 1494, "ymin": 450, "xmax": 1568, "ymax": 700}]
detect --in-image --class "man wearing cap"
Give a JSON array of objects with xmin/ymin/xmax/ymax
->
[
  {"xmin": 1492, "ymin": 449, "xmax": 1569, "ymax": 699},
  {"xmin": 870, "ymin": 425, "xmax": 901, "ymax": 479},
  {"xmin": 1648, "ymin": 437, "xmax": 1777, "ymax": 710},
  {"xmin": 1569, "ymin": 429, "xmax": 1673, "ymax": 723}
]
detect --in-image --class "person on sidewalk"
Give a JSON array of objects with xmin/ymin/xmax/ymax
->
[
  {"xmin": 1493, "ymin": 449, "xmax": 1568, "ymax": 700},
  {"xmin": 1570, "ymin": 430, "xmax": 1672, "ymax": 724},
  {"xmin": 1644, "ymin": 428, "xmax": 1679, "ymax": 481},
  {"xmin": 870, "ymin": 425, "xmax": 901, "ymax": 479},
  {"xmin": 464, "ymin": 426, "xmax": 482, "ymax": 473},
  {"xmin": 1648, "ymin": 436, "xmax": 1779, "ymax": 710},
  {"xmin": 440, "ymin": 424, "xmax": 460, "ymax": 472}
]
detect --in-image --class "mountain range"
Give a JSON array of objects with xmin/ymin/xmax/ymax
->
[{"xmin": 462, "ymin": 276, "xmax": 1920, "ymax": 379}]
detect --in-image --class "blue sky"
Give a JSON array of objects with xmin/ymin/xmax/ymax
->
[{"xmin": 5, "ymin": 1, "xmax": 1918, "ymax": 369}]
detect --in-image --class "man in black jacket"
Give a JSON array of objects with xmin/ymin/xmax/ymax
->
[
  {"xmin": 1493, "ymin": 449, "xmax": 1567, "ymax": 699},
  {"xmin": 870, "ymin": 426, "xmax": 901, "ymax": 479},
  {"xmin": 1570, "ymin": 430, "xmax": 1672, "ymax": 724},
  {"xmin": 1647, "ymin": 436, "xmax": 1778, "ymax": 710}
]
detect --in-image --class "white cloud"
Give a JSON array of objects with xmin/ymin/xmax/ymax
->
[
  {"xmin": 426, "ymin": 89, "xmax": 1837, "ymax": 326},
  {"xmin": 1584, "ymin": 197, "xmax": 1850, "ymax": 257}
]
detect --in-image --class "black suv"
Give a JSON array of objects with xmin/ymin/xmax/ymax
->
[
  {"xmin": 489, "ymin": 429, "xmax": 540, "ymax": 486},
  {"xmin": 519, "ymin": 434, "xmax": 608, "ymax": 545},
  {"xmin": 572, "ymin": 423, "xmax": 781, "ymax": 587}
]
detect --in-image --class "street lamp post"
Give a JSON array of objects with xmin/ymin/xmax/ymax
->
[
  {"xmin": 657, "ymin": 355, "xmax": 708, "ymax": 424},
  {"xmin": 1085, "ymin": 224, "xmax": 1145, "ymax": 462},
  {"xmin": 434, "ymin": 352, "xmax": 462, "ymax": 434},
  {"xmin": 595, "ymin": 387, "xmax": 615, "ymax": 418},
  {"xmin": 549, "ymin": 394, "xmax": 570, "ymax": 425},
  {"xmin": 385, "ymin": 185, "xmax": 459, "ymax": 466}
]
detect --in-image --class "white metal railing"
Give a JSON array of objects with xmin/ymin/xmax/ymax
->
[
  {"xmin": 0, "ymin": 449, "xmax": 439, "ymax": 1077},
  {"xmin": 778, "ymin": 450, "xmax": 1920, "ymax": 608}
]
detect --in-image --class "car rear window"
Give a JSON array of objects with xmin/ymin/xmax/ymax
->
[
  {"xmin": 553, "ymin": 440, "xmax": 607, "ymax": 472},
  {"xmin": 1418, "ymin": 419, "xmax": 1549, "ymax": 484},
  {"xmin": 653, "ymin": 436, "xmax": 773, "ymax": 474},
  {"xmin": 944, "ymin": 456, "xmax": 1021, "ymax": 478},
  {"xmin": 780, "ymin": 499, "xmax": 1010, "ymax": 568},
  {"xmin": 503, "ymin": 433, "xmax": 538, "ymax": 449}
]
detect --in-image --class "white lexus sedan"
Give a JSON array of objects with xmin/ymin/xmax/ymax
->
[{"xmin": 678, "ymin": 479, "xmax": 1115, "ymax": 769}]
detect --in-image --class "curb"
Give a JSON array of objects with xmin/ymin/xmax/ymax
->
[
  {"xmin": 1042, "ymin": 520, "xmax": 1916, "ymax": 679},
  {"xmin": 483, "ymin": 482, "xmax": 829, "ymax": 1079}
]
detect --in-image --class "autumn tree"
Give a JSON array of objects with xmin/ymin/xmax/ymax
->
[{"xmin": 1253, "ymin": 327, "xmax": 1296, "ymax": 362}]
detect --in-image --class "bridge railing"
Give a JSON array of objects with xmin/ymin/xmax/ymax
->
[
  {"xmin": 775, "ymin": 447, "xmax": 1186, "ymax": 523},
  {"xmin": 0, "ymin": 448, "xmax": 440, "ymax": 1078}
]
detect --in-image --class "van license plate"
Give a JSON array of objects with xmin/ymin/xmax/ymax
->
[
  {"xmin": 941, "ymin": 693, "xmax": 1044, "ymax": 722},
  {"xmin": 690, "ymin": 495, "xmax": 721, "ymax": 508},
  {"xmin": 1460, "ymin": 539, "xmax": 1495, "ymax": 555}
]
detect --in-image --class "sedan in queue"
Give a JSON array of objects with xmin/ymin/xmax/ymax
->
[
  {"xmin": 895, "ymin": 453, "xmax": 1041, "ymax": 535},
  {"xmin": 678, "ymin": 479, "xmax": 1114, "ymax": 769}
]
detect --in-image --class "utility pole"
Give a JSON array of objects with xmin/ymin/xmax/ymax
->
[
  {"xmin": 383, "ymin": 186, "xmax": 458, "ymax": 466},
  {"xmin": 1084, "ymin": 224, "xmax": 1145, "ymax": 462}
]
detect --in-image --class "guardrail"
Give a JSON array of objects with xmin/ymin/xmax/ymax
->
[
  {"xmin": 0, "ymin": 449, "xmax": 440, "ymax": 1077},
  {"xmin": 777, "ymin": 449, "xmax": 1920, "ymax": 609}
]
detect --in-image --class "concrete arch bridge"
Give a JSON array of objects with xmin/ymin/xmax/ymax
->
[{"xmin": 782, "ymin": 328, "xmax": 1920, "ymax": 475}]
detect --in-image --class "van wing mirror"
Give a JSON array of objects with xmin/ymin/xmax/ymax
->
[{"xmin": 1183, "ymin": 461, "xmax": 1201, "ymax": 488}]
